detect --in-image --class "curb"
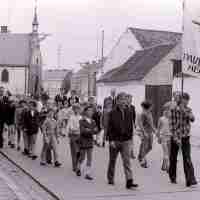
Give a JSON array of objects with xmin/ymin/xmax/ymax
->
[{"xmin": 0, "ymin": 150, "xmax": 61, "ymax": 200}]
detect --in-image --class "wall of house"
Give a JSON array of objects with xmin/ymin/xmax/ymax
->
[
  {"xmin": 143, "ymin": 42, "xmax": 182, "ymax": 85},
  {"xmin": 0, "ymin": 67, "xmax": 27, "ymax": 94},
  {"xmin": 102, "ymin": 28, "xmax": 142, "ymax": 75},
  {"xmin": 97, "ymin": 81, "xmax": 145, "ymax": 112},
  {"xmin": 43, "ymin": 79, "xmax": 62, "ymax": 98}
]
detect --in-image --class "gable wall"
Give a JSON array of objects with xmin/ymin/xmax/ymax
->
[
  {"xmin": 143, "ymin": 42, "xmax": 182, "ymax": 85},
  {"xmin": 102, "ymin": 28, "xmax": 142, "ymax": 75}
]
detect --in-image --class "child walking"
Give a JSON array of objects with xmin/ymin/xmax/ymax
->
[
  {"xmin": 157, "ymin": 107, "xmax": 171, "ymax": 172},
  {"xmin": 137, "ymin": 101, "xmax": 156, "ymax": 168},
  {"xmin": 76, "ymin": 106, "xmax": 98, "ymax": 180},
  {"xmin": 41, "ymin": 108, "xmax": 61, "ymax": 167}
]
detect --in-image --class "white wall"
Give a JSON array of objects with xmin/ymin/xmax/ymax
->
[
  {"xmin": 102, "ymin": 29, "xmax": 142, "ymax": 75},
  {"xmin": 43, "ymin": 79, "xmax": 62, "ymax": 98},
  {"xmin": 144, "ymin": 42, "xmax": 182, "ymax": 85},
  {"xmin": 0, "ymin": 67, "xmax": 26, "ymax": 94}
]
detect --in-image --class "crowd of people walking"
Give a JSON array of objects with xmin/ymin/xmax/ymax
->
[{"xmin": 0, "ymin": 86, "xmax": 198, "ymax": 190}]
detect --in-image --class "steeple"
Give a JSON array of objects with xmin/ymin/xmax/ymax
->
[{"xmin": 32, "ymin": 0, "xmax": 39, "ymax": 33}]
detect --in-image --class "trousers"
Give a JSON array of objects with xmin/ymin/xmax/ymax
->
[
  {"xmin": 169, "ymin": 136, "xmax": 196, "ymax": 185},
  {"xmin": 107, "ymin": 140, "xmax": 133, "ymax": 182}
]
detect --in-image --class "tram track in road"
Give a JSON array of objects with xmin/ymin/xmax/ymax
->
[{"xmin": 0, "ymin": 151, "xmax": 61, "ymax": 200}]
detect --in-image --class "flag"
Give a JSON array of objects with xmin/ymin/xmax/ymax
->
[{"xmin": 182, "ymin": 0, "xmax": 200, "ymax": 77}]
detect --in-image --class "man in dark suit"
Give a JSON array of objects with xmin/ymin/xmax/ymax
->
[
  {"xmin": 107, "ymin": 92, "xmax": 138, "ymax": 189},
  {"xmin": 0, "ymin": 87, "xmax": 5, "ymax": 148},
  {"xmin": 23, "ymin": 100, "xmax": 40, "ymax": 160},
  {"xmin": 126, "ymin": 94, "xmax": 136, "ymax": 159}
]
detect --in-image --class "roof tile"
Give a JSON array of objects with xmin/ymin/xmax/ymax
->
[{"xmin": 98, "ymin": 43, "xmax": 177, "ymax": 83}]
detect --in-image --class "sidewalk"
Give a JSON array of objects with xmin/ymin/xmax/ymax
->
[
  {"xmin": 0, "ymin": 167, "xmax": 28, "ymax": 200},
  {"xmin": 1, "ymin": 132, "xmax": 200, "ymax": 200}
]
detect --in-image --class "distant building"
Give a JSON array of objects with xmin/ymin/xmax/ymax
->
[
  {"xmin": 71, "ymin": 60, "xmax": 102, "ymax": 101},
  {"xmin": 43, "ymin": 69, "xmax": 71, "ymax": 98},
  {"xmin": 0, "ymin": 6, "xmax": 46, "ymax": 96}
]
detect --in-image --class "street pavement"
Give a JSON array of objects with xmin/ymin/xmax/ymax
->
[
  {"xmin": 0, "ymin": 163, "xmax": 27, "ymax": 200},
  {"xmin": 1, "ymin": 131, "xmax": 200, "ymax": 200}
]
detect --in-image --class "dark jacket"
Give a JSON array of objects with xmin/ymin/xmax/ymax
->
[
  {"xmin": 23, "ymin": 109, "xmax": 40, "ymax": 135},
  {"xmin": 0, "ymin": 99, "xmax": 6, "ymax": 126},
  {"xmin": 107, "ymin": 106, "xmax": 133, "ymax": 142},
  {"xmin": 92, "ymin": 111, "xmax": 102, "ymax": 132},
  {"xmin": 79, "ymin": 118, "xmax": 98, "ymax": 149},
  {"xmin": 68, "ymin": 96, "xmax": 79, "ymax": 107},
  {"xmin": 6, "ymin": 103, "xmax": 16, "ymax": 126},
  {"xmin": 127, "ymin": 105, "xmax": 136, "ymax": 127}
]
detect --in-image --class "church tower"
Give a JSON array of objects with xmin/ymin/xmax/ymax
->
[{"xmin": 28, "ymin": 1, "xmax": 43, "ymax": 97}]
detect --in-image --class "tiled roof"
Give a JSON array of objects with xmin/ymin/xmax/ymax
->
[
  {"xmin": 129, "ymin": 28, "xmax": 182, "ymax": 48},
  {"xmin": 0, "ymin": 33, "xmax": 31, "ymax": 66},
  {"xmin": 43, "ymin": 69, "xmax": 71, "ymax": 80},
  {"xmin": 98, "ymin": 43, "xmax": 176, "ymax": 83}
]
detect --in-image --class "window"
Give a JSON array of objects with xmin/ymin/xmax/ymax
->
[
  {"xmin": 172, "ymin": 60, "xmax": 182, "ymax": 77},
  {"xmin": 1, "ymin": 69, "xmax": 9, "ymax": 83}
]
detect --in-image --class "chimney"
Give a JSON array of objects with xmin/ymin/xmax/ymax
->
[{"xmin": 1, "ymin": 26, "xmax": 8, "ymax": 33}]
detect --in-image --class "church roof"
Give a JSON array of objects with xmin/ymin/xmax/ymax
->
[
  {"xmin": 98, "ymin": 43, "xmax": 177, "ymax": 83},
  {"xmin": 128, "ymin": 27, "xmax": 182, "ymax": 49},
  {"xmin": 0, "ymin": 33, "xmax": 31, "ymax": 66}
]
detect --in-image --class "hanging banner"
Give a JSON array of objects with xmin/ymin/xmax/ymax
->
[{"xmin": 182, "ymin": 0, "xmax": 200, "ymax": 77}]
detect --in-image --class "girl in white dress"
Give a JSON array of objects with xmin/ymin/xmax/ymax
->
[{"xmin": 157, "ymin": 108, "xmax": 171, "ymax": 172}]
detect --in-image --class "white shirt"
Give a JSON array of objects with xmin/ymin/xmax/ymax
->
[
  {"xmin": 37, "ymin": 101, "xmax": 43, "ymax": 113},
  {"xmin": 158, "ymin": 116, "xmax": 171, "ymax": 137},
  {"xmin": 57, "ymin": 107, "xmax": 74, "ymax": 121},
  {"xmin": 67, "ymin": 114, "xmax": 82, "ymax": 135}
]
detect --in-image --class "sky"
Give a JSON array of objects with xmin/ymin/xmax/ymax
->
[{"xmin": 0, "ymin": 0, "xmax": 186, "ymax": 71}]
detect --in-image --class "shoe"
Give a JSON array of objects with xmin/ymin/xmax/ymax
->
[
  {"xmin": 76, "ymin": 170, "xmax": 81, "ymax": 177},
  {"xmin": 140, "ymin": 162, "xmax": 148, "ymax": 168},
  {"xmin": 85, "ymin": 174, "xmax": 93, "ymax": 180},
  {"xmin": 54, "ymin": 161, "xmax": 62, "ymax": 167},
  {"xmin": 40, "ymin": 162, "xmax": 46, "ymax": 166},
  {"xmin": 32, "ymin": 155, "xmax": 38, "ymax": 160},
  {"xmin": 10, "ymin": 144, "xmax": 15, "ymax": 149},
  {"xmin": 170, "ymin": 179, "xmax": 177, "ymax": 184},
  {"xmin": 108, "ymin": 180, "xmax": 114, "ymax": 185},
  {"xmin": 73, "ymin": 168, "xmax": 76, "ymax": 172},
  {"xmin": 47, "ymin": 161, "xmax": 52, "ymax": 164},
  {"xmin": 17, "ymin": 146, "xmax": 20, "ymax": 151},
  {"xmin": 22, "ymin": 149, "xmax": 29, "ymax": 156},
  {"xmin": 186, "ymin": 181, "xmax": 198, "ymax": 187},
  {"xmin": 126, "ymin": 179, "xmax": 139, "ymax": 189},
  {"xmin": 8, "ymin": 141, "xmax": 11, "ymax": 146}
]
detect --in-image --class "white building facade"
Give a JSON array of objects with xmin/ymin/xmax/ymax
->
[{"xmin": 0, "ymin": 5, "xmax": 45, "ymax": 96}]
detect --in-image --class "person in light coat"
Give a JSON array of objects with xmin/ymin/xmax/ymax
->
[{"xmin": 67, "ymin": 104, "xmax": 82, "ymax": 172}]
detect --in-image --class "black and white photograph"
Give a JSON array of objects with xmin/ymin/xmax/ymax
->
[{"xmin": 0, "ymin": 0, "xmax": 200, "ymax": 199}]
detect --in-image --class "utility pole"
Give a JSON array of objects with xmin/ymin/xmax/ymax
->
[{"xmin": 101, "ymin": 30, "xmax": 104, "ymax": 74}]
